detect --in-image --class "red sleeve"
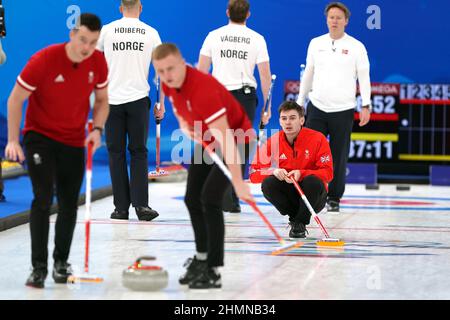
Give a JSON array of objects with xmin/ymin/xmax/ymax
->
[
  {"xmin": 249, "ymin": 136, "xmax": 275, "ymax": 184},
  {"xmin": 95, "ymin": 51, "xmax": 108, "ymax": 89},
  {"xmin": 300, "ymin": 134, "xmax": 333, "ymax": 183},
  {"xmin": 160, "ymin": 82, "xmax": 168, "ymax": 96},
  {"xmin": 17, "ymin": 49, "xmax": 47, "ymax": 92}
]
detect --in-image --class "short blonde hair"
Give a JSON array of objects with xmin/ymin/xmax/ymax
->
[
  {"xmin": 152, "ymin": 43, "xmax": 182, "ymax": 61},
  {"xmin": 121, "ymin": 0, "xmax": 140, "ymax": 9}
]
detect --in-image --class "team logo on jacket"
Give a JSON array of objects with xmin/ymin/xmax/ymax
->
[
  {"xmin": 321, "ymin": 155, "xmax": 330, "ymax": 163},
  {"xmin": 280, "ymin": 153, "xmax": 287, "ymax": 160},
  {"xmin": 305, "ymin": 150, "xmax": 310, "ymax": 160},
  {"xmin": 54, "ymin": 74, "xmax": 65, "ymax": 83},
  {"xmin": 88, "ymin": 71, "xmax": 94, "ymax": 84}
]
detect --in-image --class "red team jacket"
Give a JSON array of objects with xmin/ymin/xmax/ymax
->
[
  {"xmin": 249, "ymin": 127, "xmax": 333, "ymax": 190},
  {"xmin": 162, "ymin": 66, "xmax": 254, "ymax": 145},
  {"xmin": 17, "ymin": 43, "xmax": 108, "ymax": 147}
]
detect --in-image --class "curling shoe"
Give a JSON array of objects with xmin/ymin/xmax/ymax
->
[
  {"xmin": 26, "ymin": 268, "xmax": 47, "ymax": 289},
  {"xmin": 179, "ymin": 256, "xmax": 207, "ymax": 285},
  {"xmin": 188, "ymin": 268, "xmax": 222, "ymax": 289},
  {"xmin": 53, "ymin": 261, "xmax": 73, "ymax": 284}
]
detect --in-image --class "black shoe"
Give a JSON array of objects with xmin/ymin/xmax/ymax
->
[
  {"xmin": 289, "ymin": 221, "xmax": 307, "ymax": 239},
  {"xmin": 326, "ymin": 200, "xmax": 340, "ymax": 213},
  {"xmin": 179, "ymin": 256, "xmax": 207, "ymax": 285},
  {"xmin": 223, "ymin": 203, "xmax": 241, "ymax": 213},
  {"xmin": 188, "ymin": 268, "xmax": 222, "ymax": 289},
  {"xmin": 25, "ymin": 269, "xmax": 47, "ymax": 289},
  {"xmin": 0, "ymin": 194, "xmax": 5, "ymax": 202},
  {"xmin": 110, "ymin": 209, "xmax": 129, "ymax": 220},
  {"xmin": 135, "ymin": 206, "xmax": 159, "ymax": 221},
  {"xmin": 52, "ymin": 261, "xmax": 73, "ymax": 284}
]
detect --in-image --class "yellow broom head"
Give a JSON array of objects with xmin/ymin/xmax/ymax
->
[
  {"xmin": 316, "ymin": 238, "xmax": 345, "ymax": 247},
  {"xmin": 271, "ymin": 241, "xmax": 304, "ymax": 255},
  {"xmin": 67, "ymin": 274, "xmax": 104, "ymax": 284}
]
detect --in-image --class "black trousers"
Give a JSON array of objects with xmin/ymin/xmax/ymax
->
[
  {"xmin": 24, "ymin": 131, "xmax": 85, "ymax": 270},
  {"xmin": 230, "ymin": 86, "xmax": 258, "ymax": 124},
  {"xmin": 105, "ymin": 97, "xmax": 150, "ymax": 211},
  {"xmin": 185, "ymin": 144, "xmax": 246, "ymax": 267},
  {"xmin": 261, "ymin": 175, "xmax": 327, "ymax": 225},
  {"xmin": 223, "ymin": 87, "xmax": 258, "ymax": 208},
  {"xmin": 305, "ymin": 102, "xmax": 354, "ymax": 202}
]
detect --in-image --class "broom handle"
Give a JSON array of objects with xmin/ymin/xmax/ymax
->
[
  {"xmin": 201, "ymin": 141, "xmax": 285, "ymax": 245},
  {"xmin": 85, "ymin": 121, "xmax": 93, "ymax": 273},
  {"xmin": 290, "ymin": 177, "xmax": 330, "ymax": 239},
  {"xmin": 155, "ymin": 77, "xmax": 161, "ymax": 172},
  {"xmin": 258, "ymin": 75, "xmax": 276, "ymax": 146},
  {"xmin": 156, "ymin": 122, "xmax": 161, "ymax": 172}
]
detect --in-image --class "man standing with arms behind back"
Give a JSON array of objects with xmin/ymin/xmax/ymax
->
[
  {"xmin": 297, "ymin": 2, "xmax": 371, "ymax": 213},
  {"xmin": 97, "ymin": 0, "xmax": 164, "ymax": 221},
  {"xmin": 198, "ymin": 0, "xmax": 272, "ymax": 213}
]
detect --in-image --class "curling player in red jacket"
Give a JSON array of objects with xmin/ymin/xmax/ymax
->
[{"xmin": 250, "ymin": 101, "xmax": 333, "ymax": 238}]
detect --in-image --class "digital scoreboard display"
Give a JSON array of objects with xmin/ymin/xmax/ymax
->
[{"xmin": 284, "ymin": 82, "xmax": 450, "ymax": 163}]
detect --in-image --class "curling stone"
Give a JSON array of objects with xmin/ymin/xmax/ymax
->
[{"xmin": 122, "ymin": 256, "xmax": 169, "ymax": 291}]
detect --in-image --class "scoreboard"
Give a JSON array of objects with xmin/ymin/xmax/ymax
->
[
  {"xmin": 398, "ymin": 84, "xmax": 450, "ymax": 162},
  {"xmin": 283, "ymin": 82, "xmax": 450, "ymax": 164}
]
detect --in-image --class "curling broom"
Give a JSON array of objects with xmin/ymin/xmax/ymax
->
[
  {"xmin": 290, "ymin": 177, "xmax": 344, "ymax": 248},
  {"xmin": 200, "ymin": 141, "xmax": 303, "ymax": 255},
  {"xmin": 148, "ymin": 77, "xmax": 187, "ymax": 182},
  {"xmin": 67, "ymin": 121, "xmax": 103, "ymax": 284},
  {"xmin": 149, "ymin": 76, "xmax": 169, "ymax": 179}
]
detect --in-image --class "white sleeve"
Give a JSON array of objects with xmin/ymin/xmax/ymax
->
[
  {"xmin": 356, "ymin": 44, "xmax": 371, "ymax": 107},
  {"xmin": 297, "ymin": 40, "xmax": 314, "ymax": 106},
  {"xmin": 256, "ymin": 36, "xmax": 270, "ymax": 64},
  {"xmin": 0, "ymin": 40, "xmax": 6, "ymax": 65},
  {"xmin": 199, "ymin": 32, "xmax": 213, "ymax": 57},
  {"xmin": 96, "ymin": 26, "xmax": 106, "ymax": 52},
  {"xmin": 153, "ymin": 30, "xmax": 162, "ymax": 49}
]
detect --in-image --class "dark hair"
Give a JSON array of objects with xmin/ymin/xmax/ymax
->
[
  {"xmin": 152, "ymin": 43, "xmax": 182, "ymax": 61},
  {"xmin": 278, "ymin": 101, "xmax": 305, "ymax": 117},
  {"xmin": 76, "ymin": 13, "xmax": 102, "ymax": 32},
  {"xmin": 324, "ymin": 2, "xmax": 351, "ymax": 20},
  {"xmin": 228, "ymin": 0, "xmax": 250, "ymax": 23}
]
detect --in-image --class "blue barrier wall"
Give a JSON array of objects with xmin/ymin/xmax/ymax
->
[{"xmin": 1, "ymin": 0, "xmax": 449, "ymax": 163}]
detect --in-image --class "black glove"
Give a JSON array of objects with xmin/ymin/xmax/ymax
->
[{"xmin": 0, "ymin": 0, "xmax": 6, "ymax": 38}]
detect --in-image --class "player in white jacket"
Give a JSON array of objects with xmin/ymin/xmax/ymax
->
[{"xmin": 297, "ymin": 2, "xmax": 372, "ymax": 213}]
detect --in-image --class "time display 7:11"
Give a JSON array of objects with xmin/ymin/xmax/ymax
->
[{"xmin": 349, "ymin": 140, "xmax": 393, "ymax": 160}]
